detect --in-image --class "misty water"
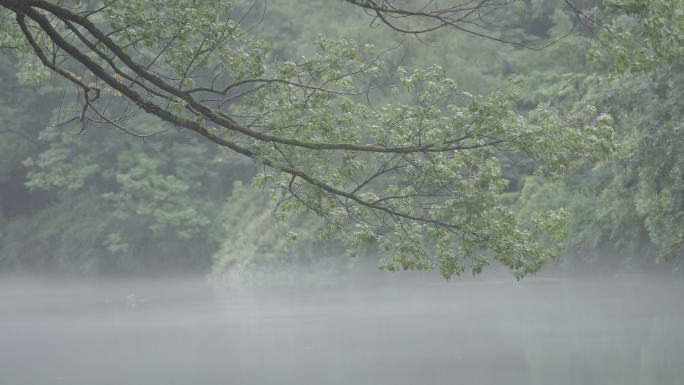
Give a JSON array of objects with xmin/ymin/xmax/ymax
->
[{"xmin": 2, "ymin": 272, "xmax": 684, "ymax": 385}]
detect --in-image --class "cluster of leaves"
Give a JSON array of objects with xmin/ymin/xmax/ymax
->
[
  {"xmin": 514, "ymin": 0, "xmax": 684, "ymax": 267},
  {"xmin": 595, "ymin": 0, "xmax": 684, "ymax": 73},
  {"xmin": 224, "ymin": 33, "xmax": 612, "ymax": 278}
]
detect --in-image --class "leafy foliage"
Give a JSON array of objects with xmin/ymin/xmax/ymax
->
[
  {"xmin": 2, "ymin": 0, "xmax": 681, "ymax": 279},
  {"xmin": 211, "ymin": 181, "xmax": 349, "ymax": 286},
  {"xmin": 515, "ymin": 0, "xmax": 684, "ymax": 266},
  {"xmin": 0, "ymin": 0, "xmax": 619, "ymax": 278}
]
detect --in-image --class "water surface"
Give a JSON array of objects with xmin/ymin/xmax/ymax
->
[{"xmin": 1, "ymin": 273, "xmax": 683, "ymax": 385}]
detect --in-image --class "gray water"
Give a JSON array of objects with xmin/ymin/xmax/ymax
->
[{"xmin": 1, "ymin": 273, "xmax": 683, "ymax": 385}]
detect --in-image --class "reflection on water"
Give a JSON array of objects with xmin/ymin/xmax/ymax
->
[{"xmin": 1, "ymin": 273, "xmax": 683, "ymax": 385}]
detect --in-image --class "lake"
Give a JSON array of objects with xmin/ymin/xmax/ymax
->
[{"xmin": 1, "ymin": 272, "xmax": 683, "ymax": 385}]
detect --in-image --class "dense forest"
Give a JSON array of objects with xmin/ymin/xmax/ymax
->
[{"xmin": 0, "ymin": 0, "xmax": 682, "ymax": 282}]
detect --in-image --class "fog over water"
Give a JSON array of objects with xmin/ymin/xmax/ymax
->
[{"xmin": 2, "ymin": 272, "xmax": 683, "ymax": 385}]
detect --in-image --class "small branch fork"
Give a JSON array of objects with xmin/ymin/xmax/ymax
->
[{"xmin": 344, "ymin": 0, "xmax": 592, "ymax": 50}]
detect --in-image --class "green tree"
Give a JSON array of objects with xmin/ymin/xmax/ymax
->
[
  {"xmin": 0, "ymin": 0, "xmax": 615, "ymax": 278},
  {"xmin": 595, "ymin": 0, "xmax": 684, "ymax": 262},
  {"xmin": 514, "ymin": 0, "xmax": 684, "ymax": 267},
  {"xmin": 0, "ymin": 53, "xmax": 255, "ymax": 272}
]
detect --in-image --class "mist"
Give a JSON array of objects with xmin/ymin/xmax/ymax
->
[{"xmin": 2, "ymin": 271, "xmax": 684, "ymax": 385}]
